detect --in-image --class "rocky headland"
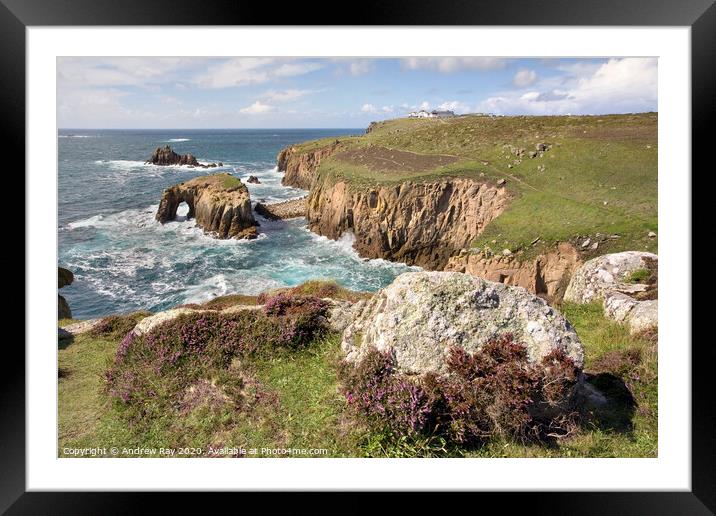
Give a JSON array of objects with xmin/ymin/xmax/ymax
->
[
  {"xmin": 277, "ymin": 141, "xmax": 340, "ymax": 189},
  {"xmin": 156, "ymin": 173, "xmax": 258, "ymax": 239},
  {"xmin": 275, "ymin": 114, "xmax": 658, "ymax": 303}
]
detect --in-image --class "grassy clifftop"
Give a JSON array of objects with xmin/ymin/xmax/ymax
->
[{"xmin": 298, "ymin": 113, "xmax": 658, "ymax": 257}]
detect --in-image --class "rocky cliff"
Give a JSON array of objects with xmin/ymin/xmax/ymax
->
[
  {"xmin": 445, "ymin": 242, "xmax": 582, "ymax": 303},
  {"xmin": 277, "ymin": 143, "xmax": 339, "ymax": 189},
  {"xmin": 306, "ymin": 177, "xmax": 508, "ymax": 269},
  {"xmin": 156, "ymin": 174, "xmax": 257, "ymax": 239}
]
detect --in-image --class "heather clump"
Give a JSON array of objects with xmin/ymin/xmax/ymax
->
[
  {"xmin": 340, "ymin": 334, "xmax": 581, "ymax": 452},
  {"xmin": 105, "ymin": 296, "xmax": 328, "ymax": 423}
]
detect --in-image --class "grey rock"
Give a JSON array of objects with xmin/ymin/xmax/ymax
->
[
  {"xmin": 341, "ymin": 271, "xmax": 583, "ymax": 375},
  {"xmin": 603, "ymin": 292, "xmax": 658, "ymax": 334},
  {"xmin": 564, "ymin": 251, "xmax": 658, "ymax": 304},
  {"xmin": 62, "ymin": 318, "xmax": 102, "ymax": 335}
]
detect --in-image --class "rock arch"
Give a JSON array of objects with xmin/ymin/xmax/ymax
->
[{"xmin": 156, "ymin": 174, "xmax": 258, "ymax": 240}]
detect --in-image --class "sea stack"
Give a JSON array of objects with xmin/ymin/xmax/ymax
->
[
  {"xmin": 156, "ymin": 173, "xmax": 258, "ymax": 239},
  {"xmin": 146, "ymin": 145, "xmax": 201, "ymax": 166}
]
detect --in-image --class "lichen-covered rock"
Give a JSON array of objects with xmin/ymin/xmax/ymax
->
[
  {"xmin": 156, "ymin": 174, "xmax": 257, "ymax": 239},
  {"xmin": 564, "ymin": 251, "xmax": 657, "ymax": 304},
  {"xmin": 603, "ymin": 292, "xmax": 658, "ymax": 335},
  {"xmin": 132, "ymin": 307, "xmax": 203, "ymax": 336},
  {"xmin": 342, "ymin": 271, "xmax": 583, "ymax": 375},
  {"xmin": 61, "ymin": 318, "xmax": 103, "ymax": 335},
  {"xmin": 328, "ymin": 299, "xmax": 365, "ymax": 333}
]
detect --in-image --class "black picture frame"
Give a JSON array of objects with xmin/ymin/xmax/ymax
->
[{"xmin": 6, "ymin": 0, "xmax": 710, "ymax": 510}]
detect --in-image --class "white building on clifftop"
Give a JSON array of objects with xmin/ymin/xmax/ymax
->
[{"xmin": 407, "ymin": 109, "xmax": 456, "ymax": 119}]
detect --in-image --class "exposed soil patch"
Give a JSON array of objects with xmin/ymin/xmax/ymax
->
[{"xmin": 335, "ymin": 147, "xmax": 459, "ymax": 173}]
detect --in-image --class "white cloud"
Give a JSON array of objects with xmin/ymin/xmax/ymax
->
[
  {"xmin": 260, "ymin": 89, "xmax": 318, "ymax": 102},
  {"xmin": 361, "ymin": 103, "xmax": 378, "ymax": 113},
  {"xmin": 401, "ymin": 57, "xmax": 507, "ymax": 73},
  {"xmin": 436, "ymin": 100, "xmax": 471, "ymax": 114},
  {"xmin": 57, "ymin": 57, "xmax": 211, "ymax": 89},
  {"xmin": 350, "ymin": 61, "xmax": 374, "ymax": 76},
  {"xmin": 513, "ymin": 69, "xmax": 538, "ymax": 87},
  {"xmin": 477, "ymin": 58, "xmax": 657, "ymax": 115},
  {"xmin": 330, "ymin": 58, "xmax": 375, "ymax": 76},
  {"xmin": 381, "ymin": 105, "xmax": 394, "ymax": 113},
  {"xmin": 196, "ymin": 58, "xmax": 322, "ymax": 89},
  {"xmin": 240, "ymin": 101, "xmax": 274, "ymax": 114}
]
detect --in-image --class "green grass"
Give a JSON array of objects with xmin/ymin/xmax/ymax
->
[
  {"xmin": 625, "ymin": 268, "xmax": 651, "ymax": 284},
  {"xmin": 220, "ymin": 174, "xmax": 244, "ymax": 189},
  {"xmin": 296, "ymin": 113, "xmax": 658, "ymax": 258},
  {"xmin": 59, "ymin": 302, "xmax": 657, "ymax": 458}
]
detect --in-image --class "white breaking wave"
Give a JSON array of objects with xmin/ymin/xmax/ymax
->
[
  {"xmin": 165, "ymin": 138, "xmax": 191, "ymax": 142},
  {"xmin": 67, "ymin": 205, "xmax": 159, "ymax": 229}
]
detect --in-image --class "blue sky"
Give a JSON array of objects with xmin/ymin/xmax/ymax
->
[{"xmin": 57, "ymin": 57, "xmax": 657, "ymax": 129}]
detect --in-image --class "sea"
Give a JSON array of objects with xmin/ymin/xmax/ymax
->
[{"xmin": 58, "ymin": 129, "xmax": 418, "ymax": 318}]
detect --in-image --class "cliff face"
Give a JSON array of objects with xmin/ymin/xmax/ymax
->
[
  {"xmin": 277, "ymin": 143, "xmax": 339, "ymax": 190},
  {"xmin": 306, "ymin": 178, "xmax": 508, "ymax": 269},
  {"xmin": 444, "ymin": 242, "xmax": 582, "ymax": 302},
  {"xmin": 156, "ymin": 174, "xmax": 257, "ymax": 239}
]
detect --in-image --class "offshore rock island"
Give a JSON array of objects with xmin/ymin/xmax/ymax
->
[{"xmin": 156, "ymin": 173, "xmax": 258, "ymax": 240}]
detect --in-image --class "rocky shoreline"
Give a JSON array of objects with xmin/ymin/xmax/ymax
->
[{"xmin": 254, "ymin": 197, "xmax": 307, "ymax": 220}]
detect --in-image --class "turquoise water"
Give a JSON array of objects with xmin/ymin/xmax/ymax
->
[{"xmin": 58, "ymin": 129, "xmax": 418, "ymax": 318}]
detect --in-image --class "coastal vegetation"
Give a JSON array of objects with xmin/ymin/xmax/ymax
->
[
  {"xmin": 58, "ymin": 281, "xmax": 657, "ymax": 458},
  {"xmin": 58, "ymin": 113, "xmax": 658, "ymax": 460}
]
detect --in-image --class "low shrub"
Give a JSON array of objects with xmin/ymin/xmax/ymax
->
[
  {"xmin": 257, "ymin": 280, "xmax": 370, "ymax": 304},
  {"xmin": 90, "ymin": 311, "xmax": 152, "ymax": 340},
  {"xmin": 340, "ymin": 334, "xmax": 580, "ymax": 449},
  {"xmin": 105, "ymin": 295, "xmax": 328, "ymax": 422}
]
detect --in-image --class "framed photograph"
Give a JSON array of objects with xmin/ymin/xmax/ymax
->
[{"xmin": 8, "ymin": 0, "xmax": 711, "ymax": 509}]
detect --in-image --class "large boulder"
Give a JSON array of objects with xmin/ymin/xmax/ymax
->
[
  {"xmin": 603, "ymin": 292, "xmax": 658, "ymax": 335},
  {"xmin": 341, "ymin": 271, "xmax": 583, "ymax": 375},
  {"xmin": 58, "ymin": 267, "xmax": 74, "ymax": 319},
  {"xmin": 564, "ymin": 251, "xmax": 657, "ymax": 304}
]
